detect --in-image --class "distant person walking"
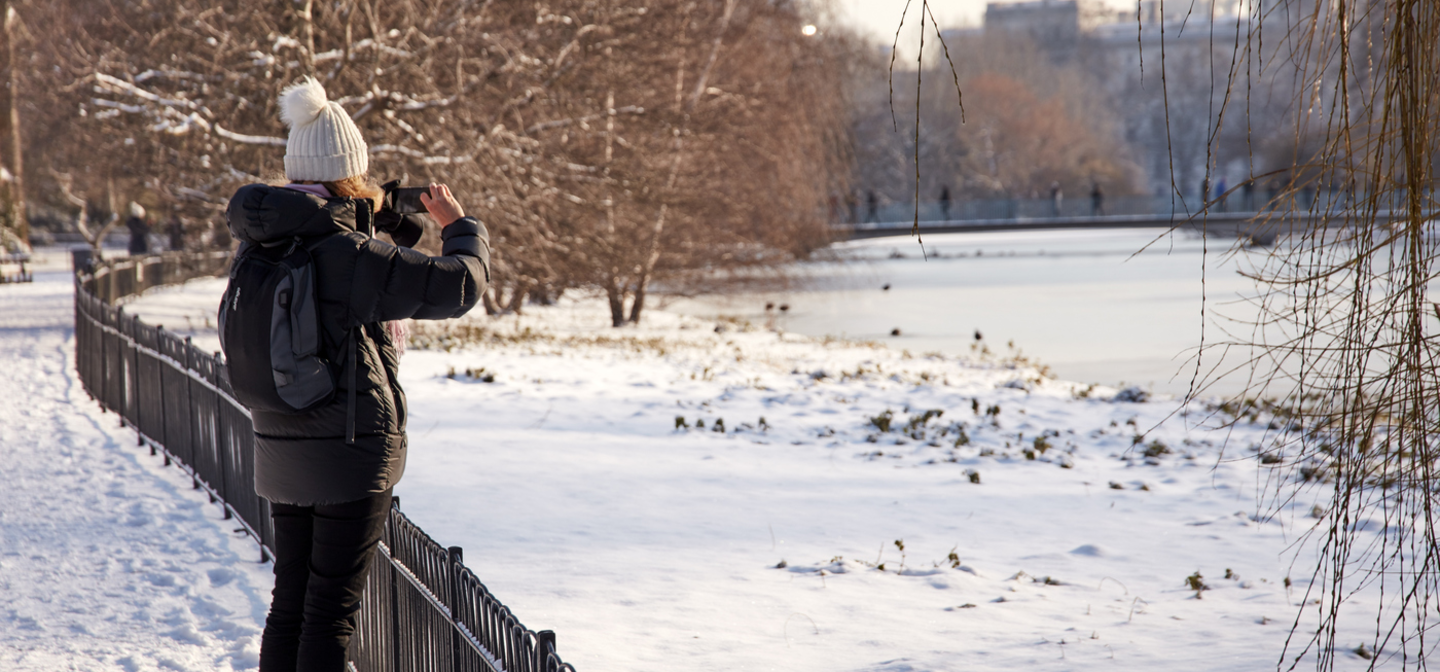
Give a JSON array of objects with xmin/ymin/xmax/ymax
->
[
  {"xmin": 125, "ymin": 202, "xmax": 150, "ymax": 255},
  {"xmin": 865, "ymin": 190, "xmax": 878, "ymax": 223},
  {"xmin": 938, "ymin": 187, "xmax": 952, "ymax": 221},
  {"xmin": 1216, "ymin": 177, "xmax": 1228, "ymax": 212},
  {"xmin": 1242, "ymin": 180, "xmax": 1254, "ymax": 211},
  {"xmin": 1090, "ymin": 182, "xmax": 1104, "ymax": 216},
  {"xmin": 167, "ymin": 217, "xmax": 185, "ymax": 252},
  {"xmin": 1050, "ymin": 181, "xmax": 1063, "ymax": 217}
]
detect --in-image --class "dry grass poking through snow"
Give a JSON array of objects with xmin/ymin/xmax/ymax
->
[{"xmin": 408, "ymin": 293, "xmax": 1070, "ymax": 395}]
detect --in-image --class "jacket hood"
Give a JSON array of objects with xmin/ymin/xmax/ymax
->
[{"xmin": 226, "ymin": 183, "xmax": 365, "ymax": 246}]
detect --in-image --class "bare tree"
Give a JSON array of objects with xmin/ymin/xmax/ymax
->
[
  {"xmin": 0, "ymin": 0, "xmax": 24, "ymax": 252},
  {"xmin": 18, "ymin": 0, "xmax": 848, "ymax": 324},
  {"xmin": 52, "ymin": 171, "xmax": 118, "ymax": 254},
  {"xmin": 1181, "ymin": 1, "xmax": 1440, "ymax": 668}
]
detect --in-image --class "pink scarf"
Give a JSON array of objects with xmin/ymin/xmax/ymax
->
[
  {"xmin": 386, "ymin": 320, "xmax": 409, "ymax": 357},
  {"xmin": 287, "ymin": 183, "xmax": 409, "ymax": 357},
  {"xmin": 284, "ymin": 182, "xmax": 331, "ymax": 198}
]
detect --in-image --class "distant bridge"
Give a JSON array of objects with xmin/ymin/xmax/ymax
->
[{"xmin": 840, "ymin": 211, "xmax": 1352, "ymax": 244}]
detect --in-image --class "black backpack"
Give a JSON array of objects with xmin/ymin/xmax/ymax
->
[{"xmin": 218, "ymin": 237, "xmax": 336, "ymax": 414}]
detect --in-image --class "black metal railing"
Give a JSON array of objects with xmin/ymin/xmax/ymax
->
[{"xmin": 73, "ymin": 250, "xmax": 574, "ymax": 672}]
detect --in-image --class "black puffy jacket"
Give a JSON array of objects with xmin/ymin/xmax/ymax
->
[{"xmin": 226, "ymin": 184, "xmax": 489, "ymax": 505}]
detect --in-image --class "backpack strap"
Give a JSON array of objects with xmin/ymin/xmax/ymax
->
[
  {"xmin": 345, "ymin": 326, "xmax": 358, "ymax": 445},
  {"xmin": 228, "ymin": 241, "xmax": 253, "ymax": 280}
]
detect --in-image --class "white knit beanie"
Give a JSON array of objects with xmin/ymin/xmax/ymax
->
[{"xmin": 279, "ymin": 77, "xmax": 368, "ymax": 182}]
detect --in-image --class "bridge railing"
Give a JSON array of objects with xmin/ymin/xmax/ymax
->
[
  {"xmin": 73, "ymin": 250, "xmax": 574, "ymax": 672},
  {"xmin": 841, "ymin": 189, "xmax": 1418, "ymax": 225}
]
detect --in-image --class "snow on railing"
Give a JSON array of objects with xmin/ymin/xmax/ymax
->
[{"xmin": 73, "ymin": 249, "xmax": 574, "ymax": 672}]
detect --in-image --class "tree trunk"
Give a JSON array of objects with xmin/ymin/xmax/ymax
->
[
  {"xmin": 505, "ymin": 280, "xmax": 530, "ymax": 315},
  {"xmin": 299, "ymin": 0, "xmax": 316, "ymax": 75},
  {"xmin": 627, "ymin": 275, "xmax": 650, "ymax": 324},
  {"xmin": 627, "ymin": 202, "xmax": 666, "ymax": 324},
  {"xmin": 481, "ymin": 287, "xmax": 500, "ymax": 315},
  {"xmin": 0, "ymin": 0, "xmax": 24, "ymax": 248},
  {"xmin": 600, "ymin": 87, "xmax": 629, "ymax": 327},
  {"xmin": 605, "ymin": 275, "xmax": 626, "ymax": 328}
]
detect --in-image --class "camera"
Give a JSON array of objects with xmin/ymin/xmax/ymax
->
[
  {"xmin": 386, "ymin": 186, "xmax": 430, "ymax": 215},
  {"xmin": 375, "ymin": 180, "xmax": 428, "ymax": 248}
]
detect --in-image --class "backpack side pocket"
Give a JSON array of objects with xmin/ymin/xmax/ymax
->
[{"xmin": 271, "ymin": 249, "xmax": 335, "ymax": 412}]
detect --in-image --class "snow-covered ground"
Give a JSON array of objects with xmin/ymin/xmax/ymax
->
[
  {"xmin": 115, "ymin": 272, "xmax": 1387, "ymax": 671},
  {"xmin": 1, "ymin": 262, "xmax": 272, "ymax": 672}
]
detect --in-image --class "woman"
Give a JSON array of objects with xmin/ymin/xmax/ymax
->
[{"xmin": 225, "ymin": 76, "xmax": 490, "ymax": 672}]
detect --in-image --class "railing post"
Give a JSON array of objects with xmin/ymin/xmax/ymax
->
[
  {"xmin": 535, "ymin": 630, "xmax": 556, "ymax": 672},
  {"xmin": 389, "ymin": 498, "xmax": 403, "ymax": 672},
  {"xmin": 157, "ymin": 325, "xmax": 170, "ymax": 467},
  {"xmin": 187, "ymin": 335, "xmax": 216, "ymax": 505},
  {"xmin": 212, "ymin": 350, "xmax": 230, "ymax": 520},
  {"xmin": 447, "ymin": 546, "xmax": 464, "ymax": 672}
]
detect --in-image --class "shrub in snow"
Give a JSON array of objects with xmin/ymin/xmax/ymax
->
[
  {"xmin": 1185, "ymin": 571, "xmax": 1210, "ymax": 598},
  {"xmin": 1142, "ymin": 439, "xmax": 1171, "ymax": 458},
  {"xmin": 903, "ymin": 409, "xmax": 944, "ymax": 439},
  {"xmin": 1000, "ymin": 377, "xmax": 1034, "ymax": 391},
  {"xmin": 1112, "ymin": 386, "xmax": 1150, "ymax": 403},
  {"xmin": 868, "ymin": 409, "xmax": 894, "ymax": 433}
]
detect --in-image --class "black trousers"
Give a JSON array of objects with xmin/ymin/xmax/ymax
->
[{"xmin": 259, "ymin": 489, "xmax": 392, "ymax": 672}]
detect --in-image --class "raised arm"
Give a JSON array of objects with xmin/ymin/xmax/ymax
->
[
  {"xmin": 348, "ymin": 223, "xmax": 489, "ymax": 323},
  {"xmin": 348, "ymin": 184, "xmax": 491, "ymax": 323}
]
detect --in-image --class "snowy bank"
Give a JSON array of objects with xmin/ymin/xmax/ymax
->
[{"xmin": 118, "ymin": 277, "xmax": 1386, "ymax": 671}]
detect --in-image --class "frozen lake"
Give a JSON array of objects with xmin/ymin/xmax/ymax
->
[{"xmin": 664, "ymin": 229, "xmax": 1264, "ymax": 398}]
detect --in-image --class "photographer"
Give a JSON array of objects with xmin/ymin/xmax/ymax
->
[{"xmin": 223, "ymin": 77, "xmax": 489, "ymax": 672}]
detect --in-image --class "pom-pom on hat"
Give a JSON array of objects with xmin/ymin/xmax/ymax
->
[{"xmin": 279, "ymin": 77, "xmax": 368, "ymax": 182}]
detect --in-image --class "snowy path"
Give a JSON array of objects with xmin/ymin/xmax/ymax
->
[{"xmin": 0, "ymin": 271, "xmax": 270, "ymax": 672}]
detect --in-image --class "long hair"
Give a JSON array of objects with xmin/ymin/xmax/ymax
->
[{"xmin": 319, "ymin": 175, "xmax": 383, "ymax": 212}]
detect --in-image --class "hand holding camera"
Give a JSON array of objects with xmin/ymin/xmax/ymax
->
[
  {"xmin": 419, "ymin": 184, "xmax": 464, "ymax": 227},
  {"xmin": 376, "ymin": 181, "xmax": 467, "ymax": 248}
]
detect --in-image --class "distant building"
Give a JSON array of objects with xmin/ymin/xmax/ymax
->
[
  {"xmin": 976, "ymin": 0, "xmax": 1305, "ymax": 198},
  {"xmin": 921, "ymin": 0, "xmax": 1336, "ymax": 201},
  {"xmin": 984, "ymin": 0, "xmax": 1079, "ymax": 63},
  {"xmin": 1085, "ymin": 2, "xmax": 1286, "ymax": 197}
]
